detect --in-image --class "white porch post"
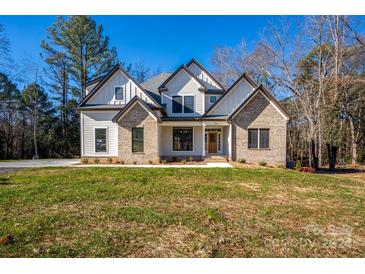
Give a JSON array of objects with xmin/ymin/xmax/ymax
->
[
  {"xmin": 202, "ymin": 123, "xmax": 206, "ymax": 157},
  {"xmin": 228, "ymin": 123, "xmax": 232, "ymax": 160}
]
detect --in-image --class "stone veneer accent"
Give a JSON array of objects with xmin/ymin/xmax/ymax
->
[
  {"xmin": 231, "ymin": 91, "xmax": 287, "ymax": 165},
  {"xmin": 117, "ymin": 103, "xmax": 159, "ymax": 164}
]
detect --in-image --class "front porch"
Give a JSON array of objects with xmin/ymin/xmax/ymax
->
[{"xmin": 159, "ymin": 120, "xmax": 232, "ymax": 161}]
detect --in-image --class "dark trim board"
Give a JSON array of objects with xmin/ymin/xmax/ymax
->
[
  {"xmin": 186, "ymin": 58, "xmax": 226, "ymax": 91},
  {"xmin": 112, "ymin": 96, "xmax": 161, "ymax": 123},
  {"xmin": 227, "ymin": 85, "xmax": 290, "ymax": 122},
  {"xmin": 77, "ymin": 64, "xmax": 162, "ymax": 109},
  {"xmin": 204, "ymin": 72, "xmax": 259, "ymax": 116},
  {"xmin": 158, "ymin": 65, "xmax": 208, "ymax": 92}
]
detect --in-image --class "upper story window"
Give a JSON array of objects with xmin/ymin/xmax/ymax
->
[
  {"xmin": 172, "ymin": 96, "xmax": 182, "ymax": 113},
  {"xmin": 184, "ymin": 96, "xmax": 194, "ymax": 113},
  {"xmin": 248, "ymin": 129, "xmax": 270, "ymax": 149},
  {"xmin": 172, "ymin": 95, "xmax": 194, "ymax": 114},
  {"xmin": 114, "ymin": 86, "xmax": 124, "ymax": 101},
  {"xmin": 209, "ymin": 95, "xmax": 217, "ymax": 104},
  {"xmin": 95, "ymin": 128, "xmax": 107, "ymax": 153}
]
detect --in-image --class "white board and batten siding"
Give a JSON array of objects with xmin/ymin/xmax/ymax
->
[
  {"xmin": 85, "ymin": 82, "xmax": 99, "ymax": 96},
  {"xmin": 208, "ymin": 78, "xmax": 254, "ymax": 116},
  {"xmin": 204, "ymin": 94, "xmax": 221, "ymax": 112},
  {"xmin": 161, "ymin": 70, "xmax": 204, "ymax": 116},
  {"xmin": 187, "ymin": 62, "xmax": 222, "ymax": 90},
  {"xmin": 87, "ymin": 69, "xmax": 156, "ymax": 106},
  {"xmin": 81, "ymin": 111, "xmax": 119, "ymax": 157},
  {"xmin": 80, "ymin": 69, "xmax": 159, "ymax": 157}
]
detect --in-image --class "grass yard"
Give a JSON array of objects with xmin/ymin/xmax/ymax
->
[{"xmin": 0, "ymin": 167, "xmax": 364, "ymax": 257}]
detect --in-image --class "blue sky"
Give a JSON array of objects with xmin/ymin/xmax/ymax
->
[{"xmin": 0, "ymin": 15, "xmax": 283, "ymax": 73}]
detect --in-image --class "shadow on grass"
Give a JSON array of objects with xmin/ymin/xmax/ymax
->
[{"xmin": 316, "ymin": 167, "xmax": 365, "ymax": 174}]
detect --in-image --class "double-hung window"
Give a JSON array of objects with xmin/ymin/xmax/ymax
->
[
  {"xmin": 248, "ymin": 129, "xmax": 270, "ymax": 149},
  {"xmin": 115, "ymin": 86, "xmax": 124, "ymax": 101},
  {"xmin": 132, "ymin": 128, "xmax": 144, "ymax": 153},
  {"xmin": 172, "ymin": 95, "xmax": 194, "ymax": 114},
  {"xmin": 173, "ymin": 127, "xmax": 193, "ymax": 151},
  {"xmin": 95, "ymin": 128, "xmax": 107, "ymax": 153}
]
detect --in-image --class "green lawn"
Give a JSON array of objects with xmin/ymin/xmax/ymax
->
[{"xmin": 0, "ymin": 167, "xmax": 364, "ymax": 257}]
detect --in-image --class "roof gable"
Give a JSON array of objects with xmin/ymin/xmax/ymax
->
[
  {"xmin": 112, "ymin": 96, "xmax": 161, "ymax": 123},
  {"xmin": 186, "ymin": 58, "xmax": 225, "ymax": 91},
  {"xmin": 227, "ymin": 85, "xmax": 290, "ymax": 121},
  {"xmin": 204, "ymin": 72, "xmax": 257, "ymax": 116},
  {"xmin": 78, "ymin": 64, "xmax": 161, "ymax": 108},
  {"xmin": 158, "ymin": 65, "xmax": 207, "ymax": 92}
]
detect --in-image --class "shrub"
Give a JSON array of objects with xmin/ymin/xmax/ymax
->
[
  {"xmin": 299, "ymin": 167, "xmax": 315, "ymax": 173},
  {"xmin": 295, "ymin": 160, "xmax": 302, "ymax": 169},
  {"xmin": 133, "ymin": 161, "xmax": 137, "ymax": 165},
  {"xmin": 81, "ymin": 158, "xmax": 89, "ymax": 164},
  {"xmin": 258, "ymin": 160, "xmax": 267, "ymax": 167},
  {"xmin": 120, "ymin": 160, "xmax": 125, "ymax": 165},
  {"xmin": 112, "ymin": 158, "xmax": 119, "ymax": 164},
  {"xmin": 172, "ymin": 156, "xmax": 178, "ymax": 162},
  {"xmin": 188, "ymin": 156, "xmax": 194, "ymax": 162},
  {"xmin": 181, "ymin": 159, "xmax": 186, "ymax": 164},
  {"xmin": 106, "ymin": 157, "xmax": 113, "ymax": 164},
  {"xmin": 148, "ymin": 160, "xmax": 153, "ymax": 165},
  {"xmin": 238, "ymin": 158, "xmax": 246, "ymax": 163},
  {"xmin": 94, "ymin": 158, "xmax": 100, "ymax": 164},
  {"xmin": 161, "ymin": 160, "xmax": 167, "ymax": 164}
]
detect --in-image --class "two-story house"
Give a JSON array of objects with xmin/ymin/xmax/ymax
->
[{"xmin": 77, "ymin": 58, "xmax": 289, "ymax": 165}]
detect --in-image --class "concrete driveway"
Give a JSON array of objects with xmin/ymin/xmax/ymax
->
[
  {"xmin": 0, "ymin": 159, "xmax": 232, "ymax": 174},
  {"xmin": 0, "ymin": 159, "xmax": 80, "ymax": 168}
]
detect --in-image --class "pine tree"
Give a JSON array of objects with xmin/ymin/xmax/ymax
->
[{"xmin": 41, "ymin": 16, "xmax": 118, "ymax": 99}]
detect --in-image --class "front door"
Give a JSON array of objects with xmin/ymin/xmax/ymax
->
[{"xmin": 208, "ymin": 133, "xmax": 217, "ymax": 153}]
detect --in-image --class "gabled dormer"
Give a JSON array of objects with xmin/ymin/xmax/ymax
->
[{"xmin": 158, "ymin": 65, "xmax": 208, "ymax": 116}]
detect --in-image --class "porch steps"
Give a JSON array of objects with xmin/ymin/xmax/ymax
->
[{"xmin": 204, "ymin": 155, "xmax": 229, "ymax": 163}]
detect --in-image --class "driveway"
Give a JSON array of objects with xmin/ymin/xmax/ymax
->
[{"xmin": 0, "ymin": 159, "xmax": 80, "ymax": 169}]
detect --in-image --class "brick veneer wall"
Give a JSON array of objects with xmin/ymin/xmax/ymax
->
[
  {"xmin": 231, "ymin": 91, "xmax": 287, "ymax": 166},
  {"xmin": 117, "ymin": 103, "xmax": 159, "ymax": 164}
]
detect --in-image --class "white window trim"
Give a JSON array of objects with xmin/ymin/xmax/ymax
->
[
  {"xmin": 94, "ymin": 126, "xmax": 109, "ymax": 154},
  {"xmin": 171, "ymin": 94, "xmax": 196, "ymax": 115},
  {"xmin": 209, "ymin": 95, "xmax": 218, "ymax": 104},
  {"xmin": 205, "ymin": 127, "xmax": 223, "ymax": 154},
  {"xmin": 114, "ymin": 85, "xmax": 125, "ymax": 103},
  {"xmin": 172, "ymin": 126, "xmax": 195, "ymax": 152}
]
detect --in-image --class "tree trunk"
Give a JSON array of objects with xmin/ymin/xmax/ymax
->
[
  {"xmin": 33, "ymin": 105, "xmax": 39, "ymax": 159},
  {"xmin": 21, "ymin": 114, "xmax": 26, "ymax": 159},
  {"xmin": 311, "ymin": 139, "xmax": 319, "ymax": 170},
  {"xmin": 327, "ymin": 143, "xmax": 338, "ymax": 170},
  {"xmin": 349, "ymin": 118, "xmax": 357, "ymax": 165}
]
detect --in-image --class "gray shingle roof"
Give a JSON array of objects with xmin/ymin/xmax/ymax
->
[{"xmin": 141, "ymin": 72, "xmax": 172, "ymax": 104}]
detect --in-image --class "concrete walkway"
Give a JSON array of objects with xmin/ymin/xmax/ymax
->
[
  {"xmin": 77, "ymin": 162, "xmax": 233, "ymax": 168},
  {"xmin": 0, "ymin": 159, "xmax": 233, "ymax": 169}
]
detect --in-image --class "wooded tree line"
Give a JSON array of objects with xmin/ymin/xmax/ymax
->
[
  {"xmin": 0, "ymin": 16, "xmax": 155, "ymax": 160},
  {"xmin": 212, "ymin": 16, "xmax": 365, "ymax": 168},
  {"xmin": 1, "ymin": 16, "xmax": 364, "ymax": 168}
]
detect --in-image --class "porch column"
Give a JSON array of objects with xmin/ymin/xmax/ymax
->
[
  {"xmin": 202, "ymin": 123, "xmax": 206, "ymax": 157},
  {"xmin": 228, "ymin": 123, "xmax": 232, "ymax": 160}
]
